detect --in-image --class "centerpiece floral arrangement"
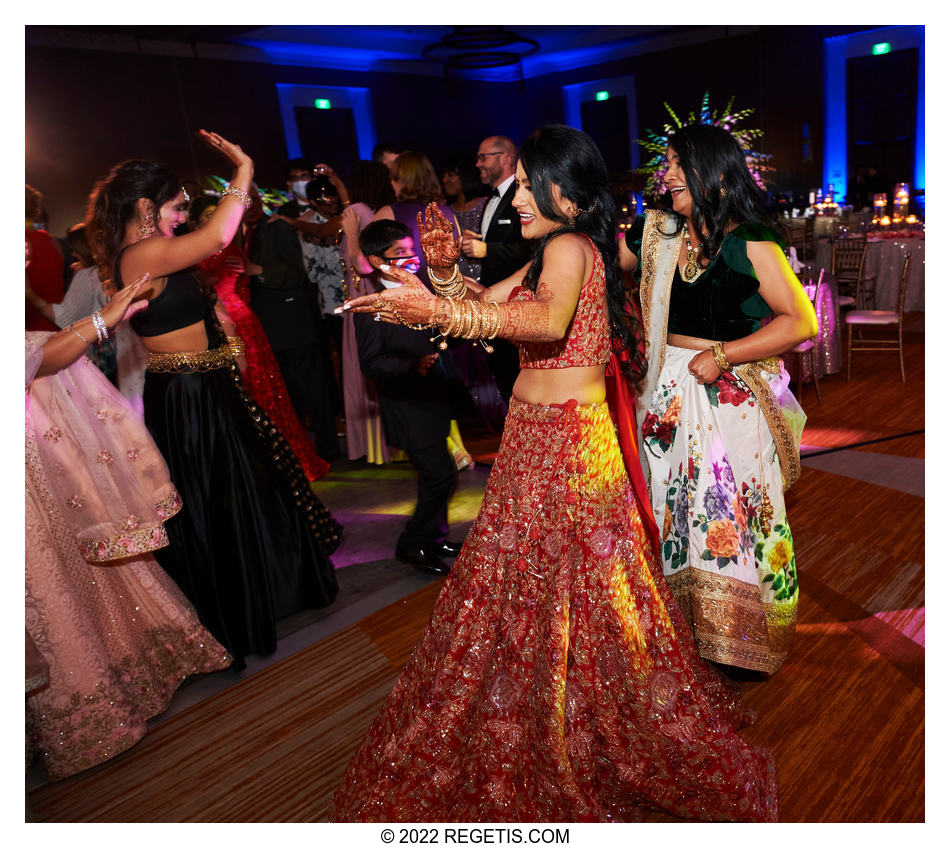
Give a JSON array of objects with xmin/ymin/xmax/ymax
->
[{"xmin": 636, "ymin": 92, "xmax": 774, "ymax": 198}]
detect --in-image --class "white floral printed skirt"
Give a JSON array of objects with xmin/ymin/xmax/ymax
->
[{"xmin": 641, "ymin": 345, "xmax": 799, "ymax": 674}]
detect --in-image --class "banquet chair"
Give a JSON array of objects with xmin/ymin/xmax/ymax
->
[
  {"xmin": 846, "ymin": 251, "xmax": 911, "ymax": 382},
  {"xmin": 784, "ymin": 223, "xmax": 808, "ymax": 262},
  {"xmin": 788, "ymin": 269, "xmax": 824, "ymax": 405},
  {"xmin": 831, "ymin": 235, "xmax": 871, "ymax": 310}
]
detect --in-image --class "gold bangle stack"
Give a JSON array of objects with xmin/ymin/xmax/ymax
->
[
  {"xmin": 711, "ymin": 341, "xmax": 732, "ymax": 372},
  {"xmin": 226, "ymin": 335, "xmax": 246, "ymax": 359},
  {"xmin": 221, "ymin": 184, "xmax": 252, "ymax": 209},
  {"xmin": 435, "ymin": 298, "xmax": 501, "ymax": 353},
  {"xmin": 427, "ymin": 264, "xmax": 466, "ymax": 299}
]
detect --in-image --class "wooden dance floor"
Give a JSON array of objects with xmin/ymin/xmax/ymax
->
[{"xmin": 26, "ymin": 317, "xmax": 925, "ymax": 823}]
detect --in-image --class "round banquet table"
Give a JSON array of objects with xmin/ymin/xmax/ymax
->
[{"xmin": 815, "ymin": 233, "xmax": 925, "ymax": 312}]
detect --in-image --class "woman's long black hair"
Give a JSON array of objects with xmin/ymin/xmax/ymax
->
[
  {"xmin": 519, "ymin": 124, "xmax": 644, "ymax": 383},
  {"xmin": 662, "ymin": 123, "xmax": 772, "ymax": 264},
  {"xmin": 86, "ymin": 159, "xmax": 182, "ymax": 277}
]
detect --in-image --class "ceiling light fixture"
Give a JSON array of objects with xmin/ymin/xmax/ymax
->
[{"xmin": 422, "ymin": 26, "xmax": 539, "ymax": 71}]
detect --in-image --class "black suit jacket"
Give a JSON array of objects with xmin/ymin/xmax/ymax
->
[
  {"xmin": 354, "ymin": 309, "xmax": 453, "ymax": 451},
  {"xmin": 247, "ymin": 218, "xmax": 319, "ymax": 350},
  {"xmin": 479, "ymin": 180, "xmax": 534, "ymax": 287}
]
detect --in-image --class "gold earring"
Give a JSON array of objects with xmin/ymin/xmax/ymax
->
[
  {"xmin": 720, "ymin": 186, "xmax": 728, "ymax": 199},
  {"xmin": 138, "ymin": 211, "xmax": 156, "ymax": 240}
]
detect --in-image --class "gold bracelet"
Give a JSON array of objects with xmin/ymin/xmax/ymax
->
[
  {"xmin": 226, "ymin": 335, "xmax": 246, "ymax": 358},
  {"xmin": 221, "ymin": 184, "xmax": 252, "ymax": 209},
  {"xmin": 68, "ymin": 324, "xmax": 89, "ymax": 344},
  {"xmin": 711, "ymin": 341, "xmax": 732, "ymax": 372},
  {"xmin": 427, "ymin": 264, "xmax": 466, "ymax": 299}
]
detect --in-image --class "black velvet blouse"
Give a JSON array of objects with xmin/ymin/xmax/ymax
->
[{"xmin": 625, "ymin": 215, "xmax": 778, "ymax": 341}]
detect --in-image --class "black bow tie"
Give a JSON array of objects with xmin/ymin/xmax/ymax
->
[{"xmin": 490, "ymin": 188, "xmax": 500, "ymax": 198}]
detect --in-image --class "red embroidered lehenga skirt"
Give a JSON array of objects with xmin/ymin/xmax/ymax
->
[{"xmin": 332, "ymin": 398, "xmax": 777, "ymax": 822}]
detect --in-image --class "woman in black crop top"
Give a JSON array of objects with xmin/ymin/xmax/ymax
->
[
  {"xmin": 87, "ymin": 132, "xmax": 340, "ymax": 670},
  {"xmin": 619, "ymin": 123, "xmax": 816, "ymax": 677}
]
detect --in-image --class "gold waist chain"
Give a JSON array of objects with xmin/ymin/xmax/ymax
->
[{"xmin": 146, "ymin": 344, "xmax": 233, "ymax": 373}]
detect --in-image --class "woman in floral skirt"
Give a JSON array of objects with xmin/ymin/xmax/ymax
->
[{"xmin": 620, "ymin": 123, "xmax": 815, "ymax": 674}]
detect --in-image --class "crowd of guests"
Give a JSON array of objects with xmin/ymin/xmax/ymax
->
[
  {"xmin": 24, "ymin": 133, "xmax": 533, "ymax": 781},
  {"xmin": 26, "ymin": 122, "xmax": 814, "ymax": 822}
]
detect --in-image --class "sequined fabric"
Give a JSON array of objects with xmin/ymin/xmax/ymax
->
[
  {"xmin": 332, "ymin": 399, "xmax": 777, "ymax": 822},
  {"xmin": 510, "ymin": 236, "xmax": 610, "ymax": 370},
  {"xmin": 25, "ymin": 352, "xmax": 231, "ymax": 780}
]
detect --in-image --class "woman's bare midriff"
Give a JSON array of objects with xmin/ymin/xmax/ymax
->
[
  {"xmin": 666, "ymin": 333, "xmax": 719, "ymax": 351},
  {"xmin": 141, "ymin": 320, "xmax": 209, "ymax": 354},
  {"xmin": 512, "ymin": 364, "xmax": 605, "ymax": 406}
]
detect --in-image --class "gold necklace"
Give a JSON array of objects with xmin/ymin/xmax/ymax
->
[{"xmin": 682, "ymin": 228, "xmax": 701, "ymax": 281}]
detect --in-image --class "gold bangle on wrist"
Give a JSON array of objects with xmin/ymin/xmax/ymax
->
[
  {"xmin": 226, "ymin": 334, "xmax": 246, "ymax": 358},
  {"xmin": 711, "ymin": 341, "xmax": 732, "ymax": 372},
  {"xmin": 427, "ymin": 264, "xmax": 466, "ymax": 299},
  {"xmin": 221, "ymin": 184, "xmax": 252, "ymax": 209}
]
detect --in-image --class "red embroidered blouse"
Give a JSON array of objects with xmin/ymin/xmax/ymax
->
[{"xmin": 508, "ymin": 236, "xmax": 610, "ymax": 369}]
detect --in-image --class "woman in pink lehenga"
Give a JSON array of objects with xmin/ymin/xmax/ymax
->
[
  {"xmin": 25, "ymin": 279, "xmax": 231, "ymax": 781},
  {"xmin": 331, "ymin": 125, "xmax": 777, "ymax": 822}
]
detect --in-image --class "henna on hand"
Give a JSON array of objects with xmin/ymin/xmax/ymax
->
[
  {"xmin": 418, "ymin": 202, "xmax": 461, "ymax": 271},
  {"xmin": 498, "ymin": 300, "xmax": 553, "ymax": 342}
]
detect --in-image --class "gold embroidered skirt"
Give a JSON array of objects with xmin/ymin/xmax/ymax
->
[{"xmin": 332, "ymin": 397, "xmax": 777, "ymax": 822}]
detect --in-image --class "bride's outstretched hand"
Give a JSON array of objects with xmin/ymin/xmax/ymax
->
[
  {"xmin": 335, "ymin": 264, "xmax": 437, "ymax": 326},
  {"xmin": 418, "ymin": 202, "xmax": 461, "ymax": 273},
  {"xmin": 198, "ymin": 130, "xmax": 254, "ymax": 174}
]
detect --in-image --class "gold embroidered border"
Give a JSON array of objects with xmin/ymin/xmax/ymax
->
[
  {"xmin": 667, "ymin": 567, "xmax": 796, "ymax": 675},
  {"xmin": 734, "ymin": 360, "xmax": 801, "ymax": 490}
]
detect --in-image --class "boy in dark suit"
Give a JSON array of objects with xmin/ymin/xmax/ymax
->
[{"xmin": 354, "ymin": 220, "xmax": 463, "ymax": 575}]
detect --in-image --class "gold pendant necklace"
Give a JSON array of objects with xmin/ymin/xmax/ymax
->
[{"xmin": 683, "ymin": 229, "xmax": 700, "ymax": 281}]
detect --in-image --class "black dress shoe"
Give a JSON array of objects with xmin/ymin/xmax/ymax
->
[
  {"xmin": 395, "ymin": 545, "xmax": 451, "ymax": 576},
  {"xmin": 433, "ymin": 540, "xmax": 463, "ymax": 558}
]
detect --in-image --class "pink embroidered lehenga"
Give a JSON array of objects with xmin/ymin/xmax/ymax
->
[
  {"xmin": 331, "ymin": 240, "xmax": 777, "ymax": 822},
  {"xmin": 25, "ymin": 332, "xmax": 231, "ymax": 780}
]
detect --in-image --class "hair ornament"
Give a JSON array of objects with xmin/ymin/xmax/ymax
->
[{"xmin": 635, "ymin": 91, "xmax": 774, "ymax": 198}]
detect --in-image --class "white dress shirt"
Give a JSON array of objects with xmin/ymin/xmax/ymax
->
[{"xmin": 480, "ymin": 174, "xmax": 516, "ymax": 239}]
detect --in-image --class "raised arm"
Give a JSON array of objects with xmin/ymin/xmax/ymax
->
[{"xmin": 120, "ymin": 131, "xmax": 253, "ymax": 283}]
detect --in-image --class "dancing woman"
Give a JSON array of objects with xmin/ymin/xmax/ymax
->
[
  {"xmin": 26, "ymin": 279, "xmax": 231, "ymax": 779},
  {"xmin": 331, "ymin": 125, "xmax": 777, "ymax": 822},
  {"xmin": 619, "ymin": 123, "xmax": 815, "ymax": 674},
  {"xmin": 87, "ymin": 131, "xmax": 340, "ymax": 669}
]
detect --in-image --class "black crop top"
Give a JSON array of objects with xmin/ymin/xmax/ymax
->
[
  {"xmin": 625, "ymin": 215, "xmax": 778, "ymax": 341},
  {"xmin": 114, "ymin": 247, "xmax": 210, "ymax": 337}
]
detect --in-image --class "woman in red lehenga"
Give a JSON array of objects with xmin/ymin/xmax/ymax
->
[
  {"xmin": 331, "ymin": 125, "xmax": 777, "ymax": 822},
  {"xmin": 190, "ymin": 194, "xmax": 330, "ymax": 482},
  {"xmin": 26, "ymin": 280, "xmax": 231, "ymax": 780}
]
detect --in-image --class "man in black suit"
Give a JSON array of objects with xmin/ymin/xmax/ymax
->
[
  {"xmin": 460, "ymin": 135, "xmax": 533, "ymax": 403},
  {"xmin": 247, "ymin": 187, "xmax": 340, "ymax": 461},
  {"xmin": 353, "ymin": 220, "xmax": 462, "ymax": 576}
]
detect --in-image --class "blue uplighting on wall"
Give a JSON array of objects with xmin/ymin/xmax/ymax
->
[
  {"xmin": 275, "ymin": 84, "xmax": 376, "ymax": 161},
  {"xmin": 562, "ymin": 76, "xmax": 639, "ymax": 170},
  {"xmin": 823, "ymin": 26, "xmax": 925, "ymax": 197}
]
